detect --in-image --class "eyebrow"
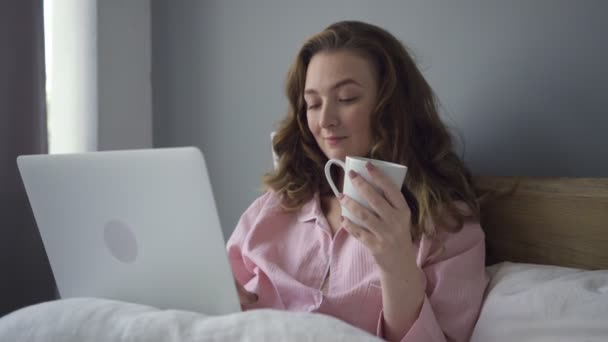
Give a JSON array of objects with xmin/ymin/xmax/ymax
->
[{"xmin": 304, "ymin": 78, "xmax": 362, "ymax": 95}]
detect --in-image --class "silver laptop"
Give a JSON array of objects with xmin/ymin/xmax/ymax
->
[{"xmin": 17, "ymin": 147, "xmax": 241, "ymax": 315}]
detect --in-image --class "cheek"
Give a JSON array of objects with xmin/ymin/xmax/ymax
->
[
  {"xmin": 347, "ymin": 108, "xmax": 374, "ymax": 149},
  {"xmin": 306, "ymin": 113, "xmax": 319, "ymax": 136},
  {"xmin": 355, "ymin": 123, "xmax": 372, "ymax": 146},
  {"xmin": 347, "ymin": 108, "xmax": 373, "ymax": 135}
]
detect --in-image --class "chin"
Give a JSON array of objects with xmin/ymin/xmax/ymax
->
[
  {"xmin": 321, "ymin": 145, "xmax": 365, "ymax": 161},
  {"xmin": 323, "ymin": 150, "xmax": 349, "ymax": 161}
]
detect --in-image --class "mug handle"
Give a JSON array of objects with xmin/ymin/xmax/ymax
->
[{"xmin": 324, "ymin": 159, "xmax": 346, "ymax": 197}]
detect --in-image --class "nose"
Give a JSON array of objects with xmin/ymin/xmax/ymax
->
[{"xmin": 319, "ymin": 101, "xmax": 339, "ymax": 128}]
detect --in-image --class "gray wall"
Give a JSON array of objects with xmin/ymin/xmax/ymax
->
[
  {"xmin": 151, "ymin": 0, "xmax": 608, "ymax": 238},
  {"xmin": 98, "ymin": 0, "xmax": 152, "ymax": 151}
]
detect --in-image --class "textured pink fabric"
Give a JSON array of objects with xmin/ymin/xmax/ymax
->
[{"xmin": 227, "ymin": 191, "xmax": 489, "ymax": 341}]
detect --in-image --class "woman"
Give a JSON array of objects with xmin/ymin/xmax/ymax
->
[{"xmin": 227, "ymin": 20, "xmax": 488, "ymax": 342}]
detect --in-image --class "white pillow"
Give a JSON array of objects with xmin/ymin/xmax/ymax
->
[{"xmin": 471, "ymin": 262, "xmax": 608, "ymax": 342}]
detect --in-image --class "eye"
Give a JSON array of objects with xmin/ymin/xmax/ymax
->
[
  {"xmin": 307, "ymin": 102, "xmax": 321, "ymax": 110},
  {"xmin": 338, "ymin": 97, "xmax": 359, "ymax": 103}
]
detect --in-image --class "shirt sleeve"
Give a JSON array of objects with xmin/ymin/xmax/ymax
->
[
  {"xmin": 226, "ymin": 191, "xmax": 272, "ymax": 286},
  {"xmin": 376, "ymin": 221, "xmax": 489, "ymax": 342}
]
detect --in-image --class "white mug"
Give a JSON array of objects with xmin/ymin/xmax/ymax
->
[{"xmin": 324, "ymin": 156, "xmax": 407, "ymax": 228}]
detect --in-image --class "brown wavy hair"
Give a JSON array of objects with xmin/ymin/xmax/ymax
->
[{"xmin": 263, "ymin": 20, "xmax": 479, "ymax": 241}]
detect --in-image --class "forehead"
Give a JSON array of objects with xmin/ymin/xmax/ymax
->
[{"xmin": 304, "ymin": 50, "xmax": 377, "ymax": 92}]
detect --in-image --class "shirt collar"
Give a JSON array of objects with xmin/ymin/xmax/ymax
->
[{"xmin": 296, "ymin": 192, "xmax": 322, "ymax": 222}]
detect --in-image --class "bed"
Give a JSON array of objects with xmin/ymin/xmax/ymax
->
[
  {"xmin": 1, "ymin": 176, "xmax": 607, "ymax": 341},
  {"xmin": 471, "ymin": 176, "xmax": 608, "ymax": 341}
]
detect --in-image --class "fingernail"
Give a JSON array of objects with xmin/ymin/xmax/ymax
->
[
  {"xmin": 348, "ymin": 170, "xmax": 357, "ymax": 179},
  {"xmin": 365, "ymin": 162, "xmax": 375, "ymax": 171}
]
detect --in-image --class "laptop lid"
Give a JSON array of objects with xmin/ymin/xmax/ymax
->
[{"xmin": 17, "ymin": 147, "xmax": 240, "ymax": 315}]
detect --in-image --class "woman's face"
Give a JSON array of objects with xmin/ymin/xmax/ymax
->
[{"xmin": 304, "ymin": 50, "xmax": 378, "ymax": 161}]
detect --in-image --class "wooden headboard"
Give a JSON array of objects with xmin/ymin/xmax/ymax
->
[{"xmin": 474, "ymin": 177, "xmax": 608, "ymax": 270}]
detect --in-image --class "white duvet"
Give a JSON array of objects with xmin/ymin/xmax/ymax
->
[
  {"xmin": 0, "ymin": 298, "xmax": 382, "ymax": 342},
  {"xmin": 5, "ymin": 262, "xmax": 608, "ymax": 342},
  {"xmin": 471, "ymin": 262, "xmax": 608, "ymax": 342}
]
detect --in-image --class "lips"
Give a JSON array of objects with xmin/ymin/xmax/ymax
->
[{"xmin": 324, "ymin": 137, "xmax": 346, "ymax": 145}]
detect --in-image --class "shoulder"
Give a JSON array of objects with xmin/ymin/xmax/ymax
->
[
  {"xmin": 229, "ymin": 190, "xmax": 285, "ymax": 243},
  {"xmin": 241, "ymin": 190, "xmax": 284, "ymax": 218},
  {"xmin": 417, "ymin": 202, "xmax": 485, "ymax": 265},
  {"xmin": 230, "ymin": 190, "xmax": 314, "ymax": 246}
]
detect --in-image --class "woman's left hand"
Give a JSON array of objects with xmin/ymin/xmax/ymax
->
[{"xmin": 339, "ymin": 162, "xmax": 415, "ymax": 274}]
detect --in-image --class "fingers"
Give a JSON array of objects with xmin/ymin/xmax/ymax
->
[
  {"xmin": 239, "ymin": 291, "xmax": 258, "ymax": 305},
  {"xmin": 347, "ymin": 170, "xmax": 394, "ymax": 219},
  {"xmin": 340, "ymin": 190, "xmax": 383, "ymax": 238},
  {"xmin": 362, "ymin": 162, "xmax": 408, "ymax": 210},
  {"xmin": 235, "ymin": 279, "xmax": 258, "ymax": 305},
  {"xmin": 341, "ymin": 216, "xmax": 376, "ymax": 249}
]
